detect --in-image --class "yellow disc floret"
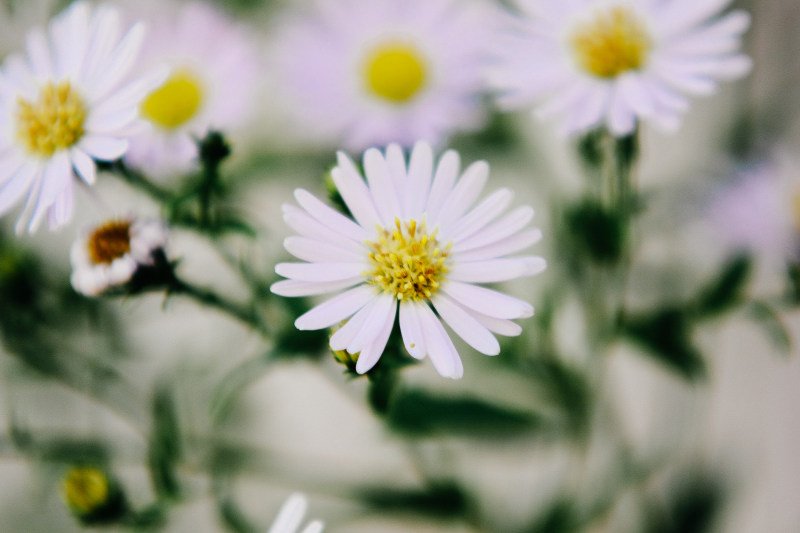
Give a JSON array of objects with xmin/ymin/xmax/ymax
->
[
  {"xmin": 141, "ymin": 70, "xmax": 204, "ymax": 130},
  {"xmin": 61, "ymin": 467, "xmax": 110, "ymax": 516},
  {"xmin": 364, "ymin": 42, "xmax": 427, "ymax": 103},
  {"xmin": 16, "ymin": 80, "xmax": 87, "ymax": 157},
  {"xmin": 365, "ymin": 219, "xmax": 450, "ymax": 301},
  {"xmin": 569, "ymin": 5, "xmax": 652, "ymax": 79},
  {"xmin": 87, "ymin": 220, "xmax": 131, "ymax": 265}
]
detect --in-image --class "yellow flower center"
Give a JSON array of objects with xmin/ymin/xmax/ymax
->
[
  {"xmin": 16, "ymin": 81, "xmax": 87, "ymax": 157},
  {"xmin": 61, "ymin": 467, "xmax": 110, "ymax": 515},
  {"xmin": 364, "ymin": 42, "xmax": 427, "ymax": 103},
  {"xmin": 87, "ymin": 220, "xmax": 131, "ymax": 265},
  {"xmin": 569, "ymin": 5, "xmax": 652, "ymax": 79},
  {"xmin": 365, "ymin": 219, "xmax": 450, "ymax": 301},
  {"xmin": 141, "ymin": 70, "xmax": 204, "ymax": 130}
]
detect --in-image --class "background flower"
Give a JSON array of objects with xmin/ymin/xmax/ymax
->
[
  {"xmin": 488, "ymin": 0, "xmax": 752, "ymax": 136},
  {"xmin": 270, "ymin": 0, "xmax": 494, "ymax": 151},
  {"xmin": 124, "ymin": 2, "xmax": 262, "ymax": 177}
]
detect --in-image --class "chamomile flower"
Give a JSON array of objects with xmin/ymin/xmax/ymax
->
[
  {"xmin": 488, "ymin": 0, "xmax": 752, "ymax": 136},
  {"xmin": 125, "ymin": 2, "xmax": 261, "ymax": 177},
  {"xmin": 271, "ymin": 142, "xmax": 545, "ymax": 379},
  {"xmin": 70, "ymin": 215, "xmax": 168, "ymax": 297},
  {"xmin": 271, "ymin": 0, "xmax": 493, "ymax": 151},
  {"xmin": 267, "ymin": 493, "xmax": 323, "ymax": 533},
  {"xmin": 0, "ymin": 2, "xmax": 157, "ymax": 233}
]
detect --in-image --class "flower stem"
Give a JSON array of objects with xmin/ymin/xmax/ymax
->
[{"xmin": 168, "ymin": 276, "xmax": 268, "ymax": 335}]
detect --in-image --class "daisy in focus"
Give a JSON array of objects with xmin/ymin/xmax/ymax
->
[
  {"xmin": 488, "ymin": 0, "xmax": 752, "ymax": 137},
  {"xmin": 0, "ymin": 2, "xmax": 157, "ymax": 233},
  {"xmin": 125, "ymin": 2, "xmax": 261, "ymax": 177},
  {"xmin": 271, "ymin": 0, "xmax": 493, "ymax": 151},
  {"xmin": 267, "ymin": 493, "xmax": 323, "ymax": 533},
  {"xmin": 70, "ymin": 215, "xmax": 168, "ymax": 297},
  {"xmin": 271, "ymin": 142, "xmax": 545, "ymax": 379}
]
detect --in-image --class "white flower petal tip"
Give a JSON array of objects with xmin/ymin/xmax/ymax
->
[
  {"xmin": 0, "ymin": 2, "xmax": 154, "ymax": 232},
  {"xmin": 489, "ymin": 1, "xmax": 752, "ymax": 137},
  {"xmin": 270, "ymin": 0, "xmax": 494, "ymax": 150},
  {"xmin": 273, "ymin": 143, "xmax": 544, "ymax": 378},
  {"xmin": 267, "ymin": 492, "xmax": 324, "ymax": 533}
]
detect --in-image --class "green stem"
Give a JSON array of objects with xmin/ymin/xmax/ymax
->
[
  {"xmin": 110, "ymin": 160, "xmax": 175, "ymax": 205},
  {"xmin": 169, "ymin": 276, "xmax": 267, "ymax": 335}
]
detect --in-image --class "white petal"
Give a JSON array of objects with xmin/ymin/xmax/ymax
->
[
  {"xmin": 399, "ymin": 300, "xmax": 426, "ymax": 359},
  {"xmin": 294, "ymin": 188, "xmax": 367, "ymax": 242},
  {"xmin": 449, "ymin": 256, "xmax": 546, "ymax": 283},
  {"xmin": 425, "ymin": 150, "xmax": 460, "ymax": 223},
  {"xmin": 284, "ymin": 236, "xmax": 364, "ymax": 263},
  {"xmin": 443, "ymin": 281, "xmax": 533, "ymax": 319},
  {"xmin": 294, "ymin": 285, "xmax": 375, "ymax": 330},
  {"xmin": 27, "ymin": 152, "xmax": 71, "ymax": 233},
  {"xmin": 355, "ymin": 296, "xmax": 397, "ymax": 374},
  {"xmin": 301, "ymin": 521, "xmax": 325, "ymax": 533},
  {"xmin": 283, "ymin": 205, "xmax": 365, "ymax": 251},
  {"xmin": 332, "ymin": 152, "xmax": 382, "ymax": 230},
  {"xmin": 329, "ymin": 297, "xmax": 377, "ymax": 351},
  {"xmin": 364, "ymin": 148, "xmax": 402, "ymax": 227},
  {"xmin": 268, "ymin": 493, "xmax": 307, "ymax": 533},
  {"xmin": 433, "ymin": 160, "xmax": 489, "ymax": 229},
  {"xmin": 454, "ymin": 206, "xmax": 535, "ymax": 252},
  {"xmin": 454, "ymin": 229, "xmax": 542, "ymax": 262},
  {"xmin": 70, "ymin": 148, "xmax": 96, "ymax": 185},
  {"xmin": 275, "ymin": 261, "xmax": 365, "ymax": 283},
  {"xmin": 47, "ymin": 178, "xmax": 74, "ymax": 230},
  {"xmin": 78, "ymin": 136, "xmax": 128, "ymax": 161},
  {"xmin": 470, "ymin": 310, "xmax": 523, "ymax": 337},
  {"xmin": 270, "ymin": 278, "xmax": 363, "ymax": 297},
  {"xmin": 347, "ymin": 292, "xmax": 395, "ymax": 355},
  {"xmin": 26, "ymin": 29, "xmax": 52, "ymax": 78},
  {"xmin": 447, "ymin": 188, "xmax": 513, "ymax": 243},
  {"xmin": 406, "ymin": 141, "xmax": 433, "ymax": 219},
  {"xmin": 433, "ymin": 293, "xmax": 500, "ymax": 355},
  {"xmin": 385, "ymin": 143, "xmax": 408, "ymax": 217},
  {"xmin": 0, "ymin": 161, "xmax": 37, "ymax": 215},
  {"xmin": 87, "ymin": 22, "xmax": 145, "ymax": 100},
  {"xmin": 418, "ymin": 304, "xmax": 463, "ymax": 379}
]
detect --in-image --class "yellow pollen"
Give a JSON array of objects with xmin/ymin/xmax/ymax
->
[
  {"xmin": 365, "ymin": 218, "xmax": 450, "ymax": 301},
  {"xmin": 16, "ymin": 81, "xmax": 87, "ymax": 157},
  {"xmin": 569, "ymin": 5, "xmax": 652, "ymax": 79},
  {"xmin": 364, "ymin": 42, "xmax": 427, "ymax": 103},
  {"xmin": 87, "ymin": 220, "xmax": 132, "ymax": 265},
  {"xmin": 141, "ymin": 70, "xmax": 204, "ymax": 130},
  {"xmin": 61, "ymin": 467, "xmax": 110, "ymax": 515}
]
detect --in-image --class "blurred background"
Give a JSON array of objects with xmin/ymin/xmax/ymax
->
[{"xmin": 0, "ymin": 0, "xmax": 799, "ymax": 531}]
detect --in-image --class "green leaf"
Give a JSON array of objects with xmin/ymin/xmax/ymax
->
[
  {"xmin": 562, "ymin": 199, "xmax": 626, "ymax": 265},
  {"xmin": 525, "ymin": 500, "xmax": 579, "ymax": 533},
  {"xmin": 645, "ymin": 472, "xmax": 726, "ymax": 533},
  {"xmin": 693, "ymin": 255, "xmax": 752, "ymax": 316},
  {"xmin": 354, "ymin": 482, "xmax": 468, "ymax": 518},
  {"xmin": 746, "ymin": 301, "xmax": 792, "ymax": 354},
  {"xmin": 387, "ymin": 389, "xmax": 540, "ymax": 438},
  {"xmin": 148, "ymin": 385, "xmax": 182, "ymax": 500},
  {"xmin": 622, "ymin": 309, "xmax": 706, "ymax": 380}
]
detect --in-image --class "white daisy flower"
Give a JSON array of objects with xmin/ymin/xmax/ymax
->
[
  {"xmin": 125, "ymin": 2, "xmax": 261, "ymax": 177},
  {"xmin": 267, "ymin": 493, "xmax": 323, "ymax": 533},
  {"xmin": 271, "ymin": 141, "xmax": 546, "ymax": 379},
  {"xmin": 0, "ymin": 1, "xmax": 159, "ymax": 233},
  {"xmin": 271, "ymin": 0, "xmax": 493, "ymax": 152},
  {"xmin": 70, "ymin": 215, "xmax": 168, "ymax": 297},
  {"xmin": 488, "ymin": 0, "xmax": 752, "ymax": 136}
]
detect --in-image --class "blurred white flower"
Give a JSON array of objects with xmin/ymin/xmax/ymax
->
[
  {"xmin": 271, "ymin": 0, "xmax": 493, "ymax": 151},
  {"xmin": 707, "ymin": 157, "xmax": 799, "ymax": 261},
  {"xmin": 267, "ymin": 493, "xmax": 323, "ymax": 533},
  {"xmin": 70, "ymin": 216, "xmax": 168, "ymax": 296},
  {"xmin": 271, "ymin": 141, "xmax": 545, "ymax": 379},
  {"xmin": 0, "ymin": 2, "xmax": 158, "ymax": 233},
  {"xmin": 125, "ymin": 2, "xmax": 261, "ymax": 177},
  {"xmin": 488, "ymin": 0, "xmax": 752, "ymax": 137}
]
